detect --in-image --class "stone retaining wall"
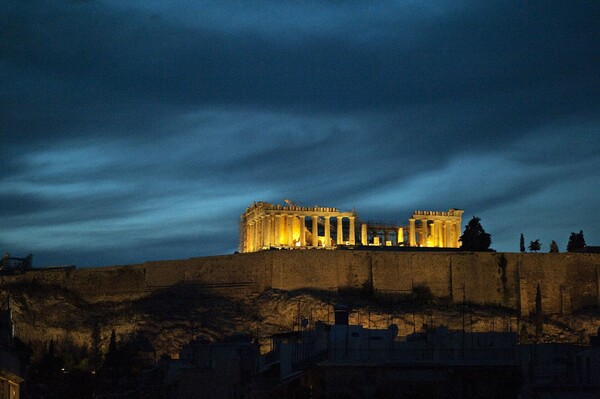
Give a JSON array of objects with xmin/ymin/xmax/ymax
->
[{"xmin": 1, "ymin": 251, "xmax": 598, "ymax": 315}]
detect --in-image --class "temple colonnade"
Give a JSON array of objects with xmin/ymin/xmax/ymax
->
[
  {"xmin": 360, "ymin": 224, "xmax": 405, "ymax": 246},
  {"xmin": 408, "ymin": 209, "xmax": 464, "ymax": 248},
  {"xmin": 241, "ymin": 202, "xmax": 356, "ymax": 253},
  {"xmin": 359, "ymin": 209, "xmax": 463, "ymax": 248},
  {"xmin": 241, "ymin": 202, "xmax": 464, "ymax": 252}
]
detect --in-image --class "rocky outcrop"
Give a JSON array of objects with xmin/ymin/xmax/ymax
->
[
  {"xmin": 3, "ymin": 279, "xmax": 598, "ymax": 359},
  {"xmin": 1, "ymin": 250, "xmax": 598, "ymax": 359}
]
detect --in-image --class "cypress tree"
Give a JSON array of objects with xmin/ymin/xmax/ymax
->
[
  {"xmin": 520, "ymin": 233, "xmax": 525, "ymax": 253},
  {"xmin": 90, "ymin": 322, "xmax": 102, "ymax": 372},
  {"xmin": 567, "ymin": 230, "xmax": 586, "ymax": 252}
]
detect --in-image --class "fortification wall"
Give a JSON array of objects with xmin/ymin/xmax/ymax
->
[
  {"xmin": 1, "ymin": 251, "xmax": 598, "ymax": 315},
  {"xmin": 371, "ymin": 252, "xmax": 453, "ymax": 297},
  {"xmin": 0, "ymin": 253, "xmax": 267, "ymax": 303},
  {"xmin": 448, "ymin": 253, "xmax": 517, "ymax": 308},
  {"xmin": 515, "ymin": 253, "xmax": 600, "ymax": 315}
]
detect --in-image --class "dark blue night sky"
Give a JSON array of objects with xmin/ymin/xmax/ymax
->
[{"xmin": 1, "ymin": 1, "xmax": 599, "ymax": 267}]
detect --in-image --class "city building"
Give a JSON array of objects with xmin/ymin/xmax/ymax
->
[
  {"xmin": 0, "ymin": 305, "xmax": 23, "ymax": 398},
  {"xmin": 0, "ymin": 253, "xmax": 32, "ymax": 274},
  {"xmin": 141, "ymin": 308, "xmax": 600, "ymax": 398},
  {"xmin": 261, "ymin": 306, "xmax": 520, "ymax": 398},
  {"xmin": 163, "ymin": 335, "xmax": 259, "ymax": 399}
]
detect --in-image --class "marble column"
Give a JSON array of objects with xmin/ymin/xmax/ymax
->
[
  {"xmin": 312, "ymin": 215, "xmax": 319, "ymax": 247},
  {"xmin": 252, "ymin": 220, "xmax": 257, "ymax": 251},
  {"xmin": 269, "ymin": 215, "xmax": 275, "ymax": 246},
  {"xmin": 361, "ymin": 223, "xmax": 368, "ymax": 245},
  {"xmin": 299, "ymin": 215, "xmax": 306, "ymax": 247},
  {"xmin": 384, "ymin": 230, "xmax": 390, "ymax": 246},
  {"xmin": 397, "ymin": 227, "xmax": 404, "ymax": 244},
  {"xmin": 257, "ymin": 217, "xmax": 263, "ymax": 249},
  {"xmin": 287, "ymin": 215, "xmax": 294, "ymax": 247},
  {"xmin": 264, "ymin": 216, "xmax": 269, "ymax": 248},
  {"xmin": 264, "ymin": 216, "xmax": 269, "ymax": 247},
  {"xmin": 280, "ymin": 215, "xmax": 287, "ymax": 245},
  {"xmin": 349, "ymin": 217, "xmax": 356, "ymax": 245},
  {"xmin": 257, "ymin": 217, "xmax": 263, "ymax": 248},
  {"xmin": 244, "ymin": 221, "xmax": 250, "ymax": 252},
  {"xmin": 324, "ymin": 216, "xmax": 331, "ymax": 247},
  {"xmin": 409, "ymin": 218, "xmax": 416, "ymax": 246},
  {"xmin": 274, "ymin": 214, "xmax": 282, "ymax": 245},
  {"xmin": 455, "ymin": 221, "xmax": 461, "ymax": 247},
  {"xmin": 444, "ymin": 221, "xmax": 450, "ymax": 247},
  {"xmin": 247, "ymin": 220, "xmax": 252, "ymax": 252},
  {"xmin": 439, "ymin": 221, "xmax": 444, "ymax": 247},
  {"xmin": 253, "ymin": 219, "xmax": 259, "ymax": 251},
  {"xmin": 421, "ymin": 220, "xmax": 428, "ymax": 246},
  {"xmin": 337, "ymin": 217, "xmax": 343, "ymax": 245}
]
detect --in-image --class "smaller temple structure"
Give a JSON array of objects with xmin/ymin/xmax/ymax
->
[
  {"xmin": 361, "ymin": 209, "xmax": 464, "ymax": 248},
  {"xmin": 409, "ymin": 209, "xmax": 464, "ymax": 248},
  {"xmin": 240, "ymin": 200, "xmax": 463, "ymax": 252}
]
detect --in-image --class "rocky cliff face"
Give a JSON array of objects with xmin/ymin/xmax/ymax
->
[
  {"xmin": 3, "ymin": 279, "xmax": 599, "ymax": 360},
  {"xmin": 2, "ymin": 250, "xmax": 599, "ymax": 360}
]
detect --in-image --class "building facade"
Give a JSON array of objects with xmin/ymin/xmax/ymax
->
[{"xmin": 0, "ymin": 307, "xmax": 23, "ymax": 398}]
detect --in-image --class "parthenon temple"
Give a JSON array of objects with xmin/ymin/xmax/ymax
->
[{"xmin": 240, "ymin": 201, "xmax": 463, "ymax": 253}]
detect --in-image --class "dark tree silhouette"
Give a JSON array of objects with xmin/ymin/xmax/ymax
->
[
  {"xmin": 459, "ymin": 217, "xmax": 491, "ymax": 251},
  {"xmin": 535, "ymin": 283, "xmax": 543, "ymax": 342},
  {"xmin": 567, "ymin": 230, "xmax": 586, "ymax": 252},
  {"xmin": 529, "ymin": 239, "xmax": 541, "ymax": 253},
  {"xmin": 108, "ymin": 329, "xmax": 117, "ymax": 353},
  {"xmin": 90, "ymin": 321, "xmax": 102, "ymax": 372},
  {"xmin": 520, "ymin": 233, "xmax": 525, "ymax": 253},
  {"xmin": 30, "ymin": 339, "xmax": 64, "ymax": 388},
  {"xmin": 103, "ymin": 329, "xmax": 120, "ymax": 378},
  {"xmin": 549, "ymin": 240, "xmax": 559, "ymax": 253}
]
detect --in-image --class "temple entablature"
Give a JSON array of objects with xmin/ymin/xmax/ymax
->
[
  {"xmin": 240, "ymin": 201, "xmax": 464, "ymax": 253},
  {"xmin": 412, "ymin": 208, "xmax": 463, "ymax": 218}
]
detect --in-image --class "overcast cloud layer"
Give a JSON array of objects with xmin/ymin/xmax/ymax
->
[{"xmin": 1, "ymin": 1, "xmax": 599, "ymax": 267}]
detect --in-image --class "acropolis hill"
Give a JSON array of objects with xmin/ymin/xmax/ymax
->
[
  {"xmin": 1, "ymin": 201, "xmax": 599, "ymax": 357},
  {"xmin": 2, "ymin": 250, "xmax": 600, "ymax": 357},
  {"xmin": 4, "ymin": 250, "xmax": 600, "ymax": 314}
]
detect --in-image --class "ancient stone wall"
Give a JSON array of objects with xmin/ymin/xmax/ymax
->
[
  {"xmin": 514, "ymin": 253, "xmax": 600, "ymax": 315},
  {"xmin": 1, "ymin": 251, "xmax": 598, "ymax": 315}
]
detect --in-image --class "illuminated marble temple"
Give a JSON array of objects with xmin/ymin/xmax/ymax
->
[
  {"xmin": 407, "ymin": 209, "xmax": 464, "ymax": 248},
  {"xmin": 240, "ymin": 201, "xmax": 356, "ymax": 252},
  {"xmin": 239, "ymin": 201, "xmax": 463, "ymax": 252}
]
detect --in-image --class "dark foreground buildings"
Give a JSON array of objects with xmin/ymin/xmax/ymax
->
[
  {"xmin": 0, "ymin": 307, "xmax": 24, "ymax": 398},
  {"xmin": 122, "ymin": 306, "xmax": 600, "ymax": 399}
]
